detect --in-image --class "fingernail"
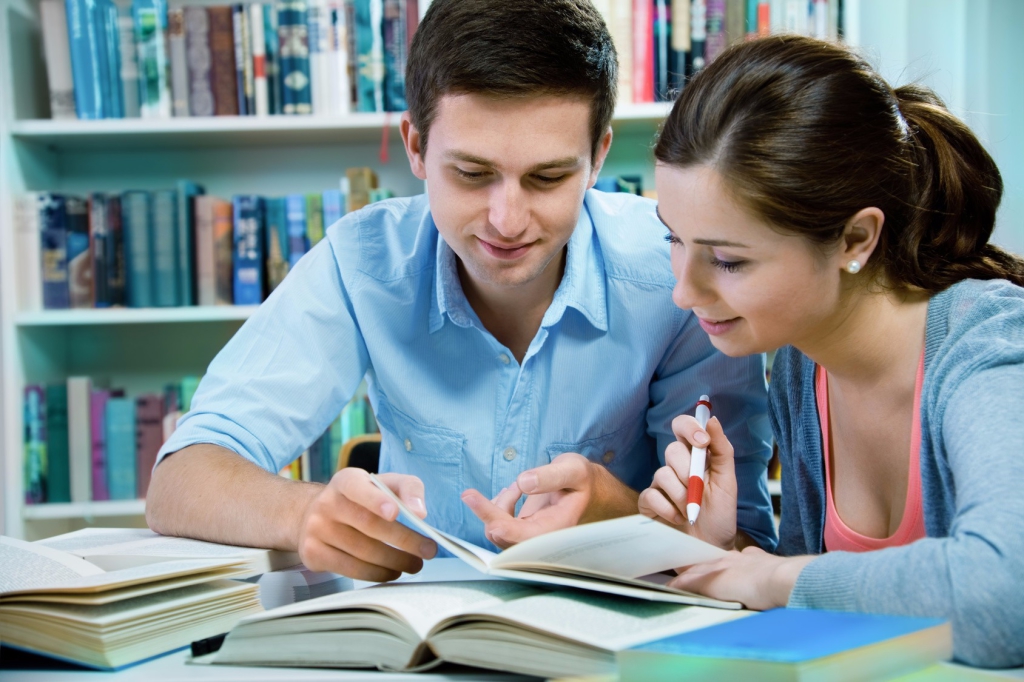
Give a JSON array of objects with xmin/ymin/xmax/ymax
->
[
  {"xmin": 518, "ymin": 472, "xmax": 538, "ymax": 493},
  {"xmin": 410, "ymin": 497, "xmax": 426, "ymax": 514},
  {"xmin": 420, "ymin": 540, "xmax": 437, "ymax": 559},
  {"xmin": 694, "ymin": 431, "xmax": 709, "ymax": 445},
  {"xmin": 490, "ymin": 529, "xmax": 506, "ymax": 543},
  {"xmin": 381, "ymin": 501, "xmax": 397, "ymax": 518}
]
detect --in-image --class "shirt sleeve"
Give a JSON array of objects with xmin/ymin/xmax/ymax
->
[
  {"xmin": 156, "ymin": 232, "xmax": 371, "ymax": 473},
  {"xmin": 646, "ymin": 312, "xmax": 777, "ymax": 551},
  {"xmin": 787, "ymin": 363, "xmax": 1024, "ymax": 668}
]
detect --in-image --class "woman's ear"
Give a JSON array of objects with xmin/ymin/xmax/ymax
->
[{"xmin": 839, "ymin": 207, "xmax": 885, "ymax": 274}]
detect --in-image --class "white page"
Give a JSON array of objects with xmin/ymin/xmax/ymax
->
[
  {"xmin": 0, "ymin": 536, "xmax": 104, "ymax": 594},
  {"xmin": 235, "ymin": 581, "xmax": 538, "ymax": 641},
  {"xmin": 454, "ymin": 590, "xmax": 751, "ymax": 651}
]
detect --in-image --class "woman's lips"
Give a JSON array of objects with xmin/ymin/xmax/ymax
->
[{"xmin": 697, "ymin": 316, "xmax": 741, "ymax": 336}]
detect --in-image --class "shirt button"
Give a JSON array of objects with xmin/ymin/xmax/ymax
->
[
  {"xmin": 404, "ymin": 438, "xmax": 413, "ymax": 452},
  {"xmin": 602, "ymin": 450, "xmax": 615, "ymax": 464},
  {"xmin": 498, "ymin": 353, "xmax": 511, "ymax": 365},
  {"xmin": 503, "ymin": 447, "xmax": 517, "ymax": 461}
]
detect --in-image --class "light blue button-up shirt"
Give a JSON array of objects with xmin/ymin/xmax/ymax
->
[{"xmin": 158, "ymin": 190, "xmax": 776, "ymax": 550}]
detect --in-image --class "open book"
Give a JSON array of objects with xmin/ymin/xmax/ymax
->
[
  {"xmin": 206, "ymin": 580, "xmax": 751, "ymax": 678},
  {"xmin": 371, "ymin": 474, "xmax": 739, "ymax": 608},
  {"xmin": 0, "ymin": 535, "xmax": 263, "ymax": 670}
]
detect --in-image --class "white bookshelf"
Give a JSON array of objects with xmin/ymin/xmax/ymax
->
[
  {"xmin": 15, "ymin": 305, "xmax": 258, "ymax": 327},
  {"xmin": 21, "ymin": 498, "xmax": 146, "ymax": 520}
]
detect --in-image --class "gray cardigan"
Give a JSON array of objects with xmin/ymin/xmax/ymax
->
[{"xmin": 771, "ymin": 279, "xmax": 1024, "ymax": 668}]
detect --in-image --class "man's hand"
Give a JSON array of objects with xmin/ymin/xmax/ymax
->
[
  {"xmin": 297, "ymin": 468, "xmax": 438, "ymax": 582},
  {"xmin": 461, "ymin": 452, "xmax": 639, "ymax": 549}
]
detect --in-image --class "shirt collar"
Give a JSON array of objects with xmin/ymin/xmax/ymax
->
[{"xmin": 429, "ymin": 200, "xmax": 608, "ymax": 334}]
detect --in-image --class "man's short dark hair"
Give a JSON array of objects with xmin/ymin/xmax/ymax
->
[{"xmin": 406, "ymin": 0, "xmax": 618, "ymax": 157}]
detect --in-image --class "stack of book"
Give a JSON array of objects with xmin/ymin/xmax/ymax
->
[
  {"xmin": 15, "ymin": 167, "xmax": 389, "ymax": 312},
  {"xmin": 594, "ymin": 0, "xmax": 843, "ymax": 104},
  {"xmin": 39, "ymin": 0, "xmax": 418, "ymax": 120}
]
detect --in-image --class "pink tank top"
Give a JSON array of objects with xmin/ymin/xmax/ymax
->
[{"xmin": 816, "ymin": 353, "xmax": 927, "ymax": 552}]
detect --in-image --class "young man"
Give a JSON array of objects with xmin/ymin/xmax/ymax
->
[{"xmin": 146, "ymin": 0, "xmax": 774, "ymax": 582}]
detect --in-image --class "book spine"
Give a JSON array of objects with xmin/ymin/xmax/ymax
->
[
  {"xmin": 353, "ymin": 0, "xmax": 384, "ymax": 112},
  {"xmin": 745, "ymin": 0, "xmax": 757, "ymax": 34},
  {"xmin": 133, "ymin": 0, "xmax": 171, "ymax": 118},
  {"xmin": 232, "ymin": 4, "xmax": 250, "ymax": 115},
  {"xmin": 306, "ymin": 0, "xmax": 327, "ymax": 114},
  {"xmin": 117, "ymin": 3, "xmax": 140, "ymax": 117},
  {"xmin": 705, "ymin": 0, "xmax": 726, "ymax": 63},
  {"xmin": 105, "ymin": 396, "xmax": 137, "ymax": 500},
  {"xmin": 381, "ymin": 0, "xmax": 407, "ymax": 111},
  {"xmin": 39, "ymin": 193, "xmax": 71, "ymax": 310},
  {"xmin": 632, "ymin": 0, "xmax": 654, "ymax": 104},
  {"xmin": 40, "ymin": 0, "xmax": 77, "ymax": 119},
  {"xmin": 168, "ymin": 7, "xmax": 190, "ymax": 116},
  {"xmin": 67, "ymin": 376, "xmax": 93, "ymax": 503},
  {"xmin": 194, "ymin": 196, "xmax": 217, "ymax": 306},
  {"xmin": 725, "ymin": 0, "xmax": 745, "ymax": 44},
  {"xmin": 213, "ymin": 198, "xmax": 235, "ymax": 305},
  {"xmin": 344, "ymin": 166, "xmax": 377, "ymax": 212},
  {"xmin": 304, "ymin": 193, "xmax": 323, "ymax": 247},
  {"xmin": 669, "ymin": 0, "xmax": 690, "ymax": 93},
  {"xmin": 264, "ymin": 3, "xmax": 282, "ymax": 114},
  {"xmin": 89, "ymin": 193, "xmax": 111, "ymax": 307},
  {"xmin": 279, "ymin": 0, "xmax": 312, "ymax": 114},
  {"xmin": 207, "ymin": 6, "xmax": 239, "ymax": 115},
  {"xmin": 264, "ymin": 197, "xmax": 290, "ymax": 293},
  {"xmin": 45, "ymin": 384, "xmax": 71, "ymax": 503},
  {"xmin": 756, "ymin": 0, "xmax": 770, "ymax": 35},
  {"xmin": 690, "ymin": 0, "xmax": 707, "ymax": 73},
  {"xmin": 241, "ymin": 5, "xmax": 257, "ymax": 113},
  {"xmin": 65, "ymin": 0, "xmax": 105, "ymax": 118},
  {"xmin": 653, "ymin": 0, "xmax": 671, "ymax": 102},
  {"xmin": 99, "ymin": 0, "xmax": 123, "ymax": 118},
  {"xmin": 329, "ymin": 0, "xmax": 351, "ymax": 114},
  {"xmin": 322, "ymin": 189, "xmax": 343, "ymax": 229},
  {"xmin": 90, "ymin": 389, "xmax": 110, "ymax": 500},
  {"xmin": 65, "ymin": 196, "xmax": 93, "ymax": 308},
  {"xmin": 134, "ymin": 394, "xmax": 164, "ymax": 497},
  {"xmin": 344, "ymin": 0, "xmax": 358, "ymax": 109},
  {"xmin": 23, "ymin": 385, "xmax": 47, "ymax": 504},
  {"xmin": 14, "ymin": 193, "xmax": 43, "ymax": 312},
  {"xmin": 176, "ymin": 181, "xmax": 204, "ymax": 305},
  {"xmin": 106, "ymin": 194, "xmax": 127, "ymax": 306},
  {"xmin": 249, "ymin": 4, "xmax": 270, "ymax": 116},
  {"xmin": 152, "ymin": 189, "xmax": 180, "ymax": 307},
  {"xmin": 232, "ymin": 195, "xmax": 264, "ymax": 305},
  {"xmin": 285, "ymin": 193, "xmax": 307, "ymax": 267},
  {"xmin": 121, "ymin": 190, "xmax": 153, "ymax": 308},
  {"xmin": 184, "ymin": 7, "xmax": 215, "ymax": 117}
]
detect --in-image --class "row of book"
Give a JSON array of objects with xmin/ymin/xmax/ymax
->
[
  {"xmin": 23, "ymin": 376, "xmax": 378, "ymax": 504},
  {"xmin": 40, "ymin": 0, "xmax": 418, "ymax": 120},
  {"xmin": 15, "ymin": 167, "xmax": 389, "ymax": 312},
  {"xmin": 596, "ymin": 0, "xmax": 843, "ymax": 104}
]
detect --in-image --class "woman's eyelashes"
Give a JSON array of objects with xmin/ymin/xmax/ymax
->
[
  {"xmin": 710, "ymin": 256, "xmax": 746, "ymax": 273},
  {"xmin": 664, "ymin": 231, "xmax": 683, "ymax": 246}
]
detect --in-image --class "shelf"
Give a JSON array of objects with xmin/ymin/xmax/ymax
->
[
  {"xmin": 767, "ymin": 479, "xmax": 782, "ymax": 497},
  {"xmin": 8, "ymin": 103, "xmax": 673, "ymax": 152},
  {"xmin": 22, "ymin": 499, "xmax": 146, "ymax": 520},
  {"xmin": 15, "ymin": 306, "xmax": 258, "ymax": 327}
]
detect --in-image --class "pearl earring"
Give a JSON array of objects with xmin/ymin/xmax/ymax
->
[{"xmin": 846, "ymin": 260, "xmax": 862, "ymax": 274}]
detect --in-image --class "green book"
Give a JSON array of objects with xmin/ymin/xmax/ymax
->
[
  {"xmin": 180, "ymin": 376, "xmax": 201, "ymax": 413},
  {"xmin": 45, "ymin": 384, "xmax": 71, "ymax": 503},
  {"xmin": 304, "ymin": 193, "xmax": 324, "ymax": 247}
]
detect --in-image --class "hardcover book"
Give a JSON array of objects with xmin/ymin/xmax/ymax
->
[
  {"xmin": 207, "ymin": 6, "xmax": 240, "ymax": 115},
  {"xmin": 193, "ymin": 195, "xmax": 217, "ymax": 306},
  {"xmin": 381, "ymin": 0, "xmax": 407, "ymax": 111},
  {"xmin": 65, "ymin": 195, "xmax": 93, "ymax": 308},
  {"xmin": 105, "ymin": 194, "xmax": 127, "ymax": 306},
  {"xmin": 40, "ymin": 0, "xmax": 77, "ymax": 119},
  {"xmin": 65, "ymin": 0, "xmax": 106, "ymax": 118},
  {"xmin": 89, "ymin": 193, "xmax": 111, "ymax": 307},
  {"xmin": 704, "ymin": 0, "xmax": 727, "ymax": 64},
  {"xmin": 134, "ymin": 394, "xmax": 164, "ymax": 497},
  {"xmin": 132, "ymin": 0, "xmax": 172, "ymax": 118},
  {"xmin": 248, "ymin": 3, "xmax": 269, "ymax": 115},
  {"xmin": 232, "ymin": 4, "xmax": 255, "ymax": 115},
  {"xmin": 152, "ymin": 189, "xmax": 180, "ymax": 307},
  {"xmin": 306, "ymin": 0, "xmax": 329, "ymax": 114},
  {"xmin": 263, "ymin": 3, "xmax": 282, "ymax": 114},
  {"xmin": 97, "ymin": 0, "xmax": 123, "ymax": 118},
  {"xmin": 184, "ymin": 6, "xmax": 215, "ymax": 116},
  {"xmin": 278, "ymin": 0, "xmax": 313, "ymax": 114},
  {"xmin": 328, "ymin": 0, "xmax": 351, "ymax": 114},
  {"xmin": 168, "ymin": 7, "xmax": 190, "ymax": 116},
  {"xmin": 39, "ymin": 193, "xmax": 71, "ymax": 310},
  {"xmin": 304, "ymin": 193, "xmax": 324, "ymax": 246},
  {"xmin": 213, "ymin": 198, "xmax": 235, "ymax": 305},
  {"xmin": 232, "ymin": 195, "xmax": 264, "ymax": 305},
  {"xmin": 263, "ymin": 197, "xmax": 290, "ymax": 292},
  {"xmin": 353, "ymin": 0, "xmax": 384, "ymax": 112},
  {"xmin": 285, "ymin": 193, "xmax": 308, "ymax": 266},
  {"xmin": 67, "ymin": 376, "xmax": 93, "ymax": 503},
  {"xmin": 23, "ymin": 386, "xmax": 48, "ymax": 504},
  {"xmin": 322, "ymin": 188, "xmax": 344, "ymax": 230},
  {"xmin": 14, "ymin": 193, "xmax": 43, "ymax": 312},
  {"xmin": 632, "ymin": 0, "xmax": 654, "ymax": 103},
  {"xmin": 105, "ymin": 396, "xmax": 136, "ymax": 500},
  {"xmin": 345, "ymin": 166, "xmax": 377, "ymax": 212},
  {"xmin": 116, "ymin": 3, "xmax": 140, "ymax": 117},
  {"xmin": 45, "ymin": 384, "xmax": 71, "ymax": 503},
  {"xmin": 121, "ymin": 190, "xmax": 153, "ymax": 308},
  {"xmin": 176, "ymin": 180, "xmax": 205, "ymax": 305},
  {"xmin": 90, "ymin": 388, "xmax": 110, "ymax": 501}
]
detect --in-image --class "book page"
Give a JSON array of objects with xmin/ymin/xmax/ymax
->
[
  {"xmin": 494, "ymin": 515, "xmax": 727, "ymax": 578},
  {"xmin": 0, "ymin": 536, "xmax": 104, "ymax": 594},
  {"xmin": 448, "ymin": 590, "xmax": 751, "ymax": 651},
  {"xmin": 236, "ymin": 580, "xmax": 539, "ymax": 641}
]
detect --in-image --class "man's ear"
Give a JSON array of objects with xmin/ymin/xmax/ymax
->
[
  {"xmin": 839, "ymin": 207, "xmax": 885, "ymax": 273},
  {"xmin": 401, "ymin": 112, "xmax": 427, "ymax": 181},
  {"xmin": 587, "ymin": 128, "xmax": 614, "ymax": 188}
]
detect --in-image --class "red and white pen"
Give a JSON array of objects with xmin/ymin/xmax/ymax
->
[{"xmin": 686, "ymin": 395, "xmax": 712, "ymax": 524}]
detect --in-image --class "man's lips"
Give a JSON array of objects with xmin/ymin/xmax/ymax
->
[
  {"xmin": 479, "ymin": 238, "xmax": 533, "ymax": 261},
  {"xmin": 696, "ymin": 316, "xmax": 741, "ymax": 336}
]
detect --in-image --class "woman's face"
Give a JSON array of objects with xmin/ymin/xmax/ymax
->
[{"xmin": 655, "ymin": 163, "xmax": 846, "ymax": 357}]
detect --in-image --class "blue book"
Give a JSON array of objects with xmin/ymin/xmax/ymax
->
[
  {"xmin": 176, "ymin": 181, "xmax": 205, "ymax": 306},
  {"xmin": 96, "ymin": 0, "xmax": 122, "ymax": 117},
  {"xmin": 278, "ymin": 0, "xmax": 312, "ymax": 114},
  {"xmin": 105, "ymin": 194, "xmax": 127, "ymax": 306},
  {"xmin": 353, "ymin": 0, "xmax": 383, "ymax": 112},
  {"xmin": 39, "ymin": 193, "xmax": 71, "ymax": 310},
  {"xmin": 263, "ymin": 3, "xmax": 281, "ymax": 115},
  {"xmin": 381, "ymin": 0, "xmax": 407, "ymax": 112},
  {"xmin": 133, "ymin": 0, "xmax": 171, "ymax": 118},
  {"xmin": 23, "ymin": 385, "xmax": 48, "ymax": 504},
  {"xmin": 285, "ymin": 194, "xmax": 308, "ymax": 267},
  {"xmin": 264, "ymin": 197, "xmax": 289, "ymax": 293},
  {"xmin": 121, "ymin": 191, "xmax": 153, "ymax": 308},
  {"xmin": 64, "ymin": 196, "xmax": 91, "ymax": 308},
  {"xmin": 89, "ymin": 193, "xmax": 111, "ymax": 307},
  {"xmin": 232, "ymin": 195, "xmax": 264, "ymax": 305},
  {"xmin": 65, "ymin": 0, "xmax": 105, "ymax": 118},
  {"xmin": 231, "ymin": 4, "xmax": 249, "ymax": 116},
  {"xmin": 151, "ymin": 190, "xmax": 179, "ymax": 307},
  {"xmin": 618, "ymin": 609, "xmax": 952, "ymax": 682},
  {"xmin": 104, "ymin": 396, "xmax": 136, "ymax": 500},
  {"xmin": 322, "ymin": 189, "xmax": 344, "ymax": 231}
]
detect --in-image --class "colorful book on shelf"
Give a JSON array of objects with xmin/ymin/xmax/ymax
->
[
  {"xmin": 232, "ymin": 195, "xmax": 264, "ymax": 305},
  {"xmin": 89, "ymin": 193, "xmax": 112, "ymax": 307},
  {"xmin": 328, "ymin": 0, "xmax": 351, "ymax": 115},
  {"xmin": 263, "ymin": 2, "xmax": 282, "ymax": 114},
  {"xmin": 168, "ymin": 7, "xmax": 190, "ymax": 117},
  {"xmin": 690, "ymin": 0, "xmax": 707, "ymax": 72},
  {"xmin": 305, "ymin": 192, "xmax": 324, "ymax": 246},
  {"xmin": 669, "ymin": 0, "xmax": 691, "ymax": 93},
  {"xmin": 106, "ymin": 194, "xmax": 127, "ymax": 306},
  {"xmin": 23, "ymin": 385, "xmax": 48, "ymax": 504},
  {"xmin": 184, "ymin": 6, "xmax": 215, "ymax": 117},
  {"xmin": 653, "ymin": 0, "xmax": 671, "ymax": 102},
  {"xmin": 278, "ymin": 0, "xmax": 313, "ymax": 114},
  {"xmin": 208, "ymin": 5, "xmax": 240, "ymax": 116},
  {"xmin": 631, "ymin": 0, "xmax": 654, "ymax": 103},
  {"xmin": 45, "ymin": 384, "xmax": 71, "ymax": 503},
  {"xmin": 105, "ymin": 395, "xmax": 136, "ymax": 500},
  {"xmin": 176, "ymin": 180, "xmax": 205, "ymax": 306},
  {"xmin": 617, "ymin": 608, "xmax": 952, "ymax": 682},
  {"xmin": 90, "ymin": 388, "xmax": 110, "ymax": 501},
  {"xmin": 152, "ymin": 189, "xmax": 180, "ymax": 307},
  {"xmin": 121, "ymin": 190, "xmax": 153, "ymax": 308},
  {"xmin": 68, "ymin": 376, "xmax": 93, "ymax": 504},
  {"xmin": 285, "ymin": 193, "xmax": 308, "ymax": 266},
  {"xmin": 322, "ymin": 188, "xmax": 344, "ymax": 231},
  {"xmin": 116, "ymin": 2, "xmax": 140, "ymax": 118},
  {"xmin": 381, "ymin": 0, "xmax": 408, "ymax": 112},
  {"xmin": 40, "ymin": 0, "xmax": 77, "ymax": 119},
  {"xmin": 133, "ymin": 0, "xmax": 172, "ymax": 118},
  {"xmin": 134, "ymin": 393, "xmax": 164, "ymax": 498},
  {"xmin": 39, "ymin": 193, "xmax": 71, "ymax": 310},
  {"xmin": 65, "ymin": 195, "xmax": 92, "ymax": 309},
  {"xmin": 704, "ymin": 0, "xmax": 727, "ymax": 64},
  {"xmin": 14, "ymin": 193, "xmax": 43, "ymax": 312},
  {"xmin": 306, "ymin": 0, "xmax": 330, "ymax": 115},
  {"xmin": 232, "ymin": 3, "xmax": 255, "ymax": 115},
  {"xmin": 264, "ymin": 197, "xmax": 289, "ymax": 292},
  {"xmin": 345, "ymin": 166, "xmax": 378, "ymax": 212},
  {"xmin": 181, "ymin": 376, "xmax": 201, "ymax": 412},
  {"xmin": 213, "ymin": 197, "xmax": 235, "ymax": 305},
  {"xmin": 65, "ymin": 0, "xmax": 106, "ymax": 119},
  {"xmin": 97, "ymin": 0, "xmax": 122, "ymax": 118},
  {"xmin": 248, "ymin": 3, "xmax": 269, "ymax": 116},
  {"xmin": 353, "ymin": 0, "xmax": 384, "ymax": 112}
]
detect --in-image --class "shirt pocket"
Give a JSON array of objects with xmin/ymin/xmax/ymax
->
[
  {"xmin": 545, "ymin": 411, "xmax": 654, "ymax": 489},
  {"xmin": 373, "ymin": 398, "xmax": 466, "ymax": 532}
]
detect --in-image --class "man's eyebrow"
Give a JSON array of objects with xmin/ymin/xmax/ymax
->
[
  {"xmin": 444, "ymin": 151, "xmax": 582, "ymax": 172},
  {"xmin": 655, "ymin": 207, "xmax": 750, "ymax": 248}
]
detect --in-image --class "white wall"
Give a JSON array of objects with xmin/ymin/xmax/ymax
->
[{"xmin": 850, "ymin": 0, "xmax": 1024, "ymax": 254}]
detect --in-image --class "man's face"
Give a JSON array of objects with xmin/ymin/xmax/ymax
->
[{"xmin": 403, "ymin": 94, "xmax": 610, "ymax": 292}]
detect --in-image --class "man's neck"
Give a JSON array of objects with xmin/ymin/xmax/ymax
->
[{"xmin": 459, "ymin": 249, "xmax": 567, "ymax": 363}]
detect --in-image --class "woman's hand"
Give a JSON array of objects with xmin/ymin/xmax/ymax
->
[
  {"xmin": 638, "ymin": 414, "xmax": 740, "ymax": 550},
  {"xmin": 668, "ymin": 547, "xmax": 816, "ymax": 611}
]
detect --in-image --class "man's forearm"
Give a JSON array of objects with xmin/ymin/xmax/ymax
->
[
  {"xmin": 581, "ymin": 463, "xmax": 641, "ymax": 524},
  {"xmin": 145, "ymin": 444, "xmax": 322, "ymax": 551}
]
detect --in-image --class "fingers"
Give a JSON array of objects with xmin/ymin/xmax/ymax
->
[
  {"xmin": 671, "ymin": 414, "xmax": 712, "ymax": 450},
  {"xmin": 461, "ymin": 489, "xmax": 513, "ymax": 526},
  {"xmin": 391, "ymin": 475, "xmax": 428, "ymax": 519},
  {"xmin": 664, "ymin": 440, "xmax": 693, "ymax": 488},
  {"xmin": 517, "ymin": 453, "xmax": 590, "ymax": 495},
  {"xmin": 491, "ymin": 483, "xmax": 523, "ymax": 516},
  {"xmin": 306, "ymin": 503, "xmax": 428, "ymax": 575},
  {"xmin": 333, "ymin": 468, "xmax": 403, "ymax": 521},
  {"xmin": 702, "ymin": 417, "xmax": 736, "ymax": 476},
  {"xmin": 299, "ymin": 535, "xmax": 405, "ymax": 582},
  {"xmin": 638, "ymin": 486, "xmax": 686, "ymax": 526}
]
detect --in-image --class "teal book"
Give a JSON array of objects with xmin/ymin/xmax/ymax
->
[
  {"xmin": 133, "ymin": 0, "xmax": 171, "ymax": 118},
  {"xmin": 263, "ymin": 197, "xmax": 289, "ymax": 293},
  {"xmin": 176, "ymin": 180, "xmax": 205, "ymax": 306},
  {"xmin": 121, "ymin": 191, "xmax": 153, "ymax": 307},
  {"xmin": 277, "ymin": 0, "xmax": 312, "ymax": 114},
  {"xmin": 45, "ymin": 384, "xmax": 71, "ymax": 503},
  {"xmin": 353, "ymin": 0, "xmax": 383, "ymax": 112},
  {"xmin": 285, "ymin": 193, "xmax": 307, "ymax": 267},
  {"xmin": 618, "ymin": 609, "xmax": 952, "ymax": 682},
  {"xmin": 105, "ymin": 396, "xmax": 136, "ymax": 500},
  {"xmin": 152, "ymin": 189, "xmax": 179, "ymax": 307},
  {"xmin": 322, "ymin": 189, "xmax": 344, "ymax": 230},
  {"xmin": 231, "ymin": 195, "xmax": 264, "ymax": 305},
  {"xmin": 23, "ymin": 385, "xmax": 48, "ymax": 504}
]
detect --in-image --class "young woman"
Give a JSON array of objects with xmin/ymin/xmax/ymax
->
[{"xmin": 638, "ymin": 35, "xmax": 1024, "ymax": 667}]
